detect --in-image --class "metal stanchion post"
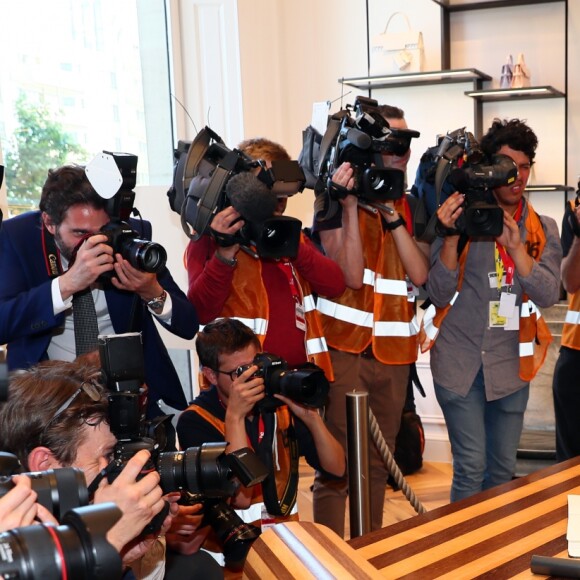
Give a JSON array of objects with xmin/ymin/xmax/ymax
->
[{"xmin": 346, "ymin": 391, "xmax": 371, "ymax": 538}]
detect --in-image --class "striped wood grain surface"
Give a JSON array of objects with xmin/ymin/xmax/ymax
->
[
  {"xmin": 243, "ymin": 520, "xmax": 383, "ymax": 579},
  {"xmin": 349, "ymin": 457, "xmax": 580, "ymax": 579}
]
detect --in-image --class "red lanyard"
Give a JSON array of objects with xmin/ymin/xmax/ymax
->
[
  {"xmin": 495, "ymin": 199, "xmax": 523, "ymax": 288},
  {"xmin": 277, "ymin": 260, "xmax": 300, "ymax": 302}
]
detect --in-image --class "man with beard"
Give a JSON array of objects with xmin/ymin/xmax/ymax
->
[{"xmin": 0, "ymin": 164, "xmax": 198, "ymax": 421}]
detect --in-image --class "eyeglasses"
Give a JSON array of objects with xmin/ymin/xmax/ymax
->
[
  {"xmin": 46, "ymin": 381, "xmax": 102, "ymax": 428},
  {"xmin": 213, "ymin": 368, "xmax": 240, "ymax": 382}
]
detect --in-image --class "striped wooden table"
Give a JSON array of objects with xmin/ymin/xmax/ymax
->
[{"xmin": 349, "ymin": 456, "xmax": 580, "ymax": 579}]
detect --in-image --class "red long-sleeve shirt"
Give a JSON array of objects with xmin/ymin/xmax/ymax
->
[{"xmin": 186, "ymin": 236, "xmax": 345, "ymax": 366}]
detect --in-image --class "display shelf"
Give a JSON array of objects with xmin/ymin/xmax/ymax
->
[
  {"xmin": 339, "ymin": 68, "xmax": 491, "ymax": 90},
  {"xmin": 525, "ymin": 185, "xmax": 574, "ymax": 193},
  {"xmin": 431, "ymin": 0, "xmax": 564, "ymax": 11},
  {"xmin": 465, "ymin": 85, "xmax": 565, "ymax": 102}
]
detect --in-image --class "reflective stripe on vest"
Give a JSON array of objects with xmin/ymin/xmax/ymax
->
[
  {"xmin": 562, "ymin": 292, "xmax": 580, "ymax": 350},
  {"xmin": 318, "ymin": 199, "xmax": 418, "ymax": 365},
  {"xmin": 317, "ymin": 296, "xmax": 373, "ymax": 328},
  {"xmin": 216, "ymin": 243, "xmax": 334, "ymax": 380},
  {"xmin": 421, "ymin": 292, "xmax": 460, "ymax": 343},
  {"xmin": 565, "ymin": 309, "xmax": 580, "ymax": 325}
]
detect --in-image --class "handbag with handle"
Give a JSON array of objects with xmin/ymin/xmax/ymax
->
[
  {"xmin": 370, "ymin": 12, "xmax": 425, "ymax": 76},
  {"xmin": 511, "ymin": 52, "xmax": 531, "ymax": 88}
]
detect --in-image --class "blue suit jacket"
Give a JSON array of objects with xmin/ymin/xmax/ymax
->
[{"xmin": 0, "ymin": 211, "xmax": 198, "ymax": 411}]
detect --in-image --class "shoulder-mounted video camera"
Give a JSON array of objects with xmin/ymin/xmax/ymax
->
[
  {"xmin": 84, "ymin": 151, "xmax": 167, "ymax": 274},
  {"xmin": 432, "ymin": 128, "xmax": 517, "ymax": 237},
  {"xmin": 167, "ymin": 127, "xmax": 306, "ymax": 259},
  {"xmin": 299, "ymin": 96, "xmax": 420, "ymax": 222}
]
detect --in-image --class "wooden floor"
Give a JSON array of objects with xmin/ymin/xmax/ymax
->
[{"xmin": 296, "ymin": 457, "xmax": 453, "ymax": 540}]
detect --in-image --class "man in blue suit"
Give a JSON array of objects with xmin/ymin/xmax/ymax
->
[{"xmin": 0, "ymin": 164, "xmax": 198, "ymax": 418}]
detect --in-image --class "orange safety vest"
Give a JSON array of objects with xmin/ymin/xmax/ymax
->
[
  {"xmin": 184, "ymin": 403, "xmax": 299, "ymax": 528},
  {"xmin": 219, "ymin": 237, "xmax": 334, "ymax": 381},
  {"xmin": 420, "ymin": 200, "xmax": 552, "ymax": 382},
  {"xmin": 317, "ymin": 198, "xmax": 419, "ymax": 365},
  {"xmin": 561, "ymin": 201, "xmax": 580, "ymax": 350}
]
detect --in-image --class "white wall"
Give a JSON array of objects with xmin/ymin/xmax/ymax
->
[{"xmin": 233, "ymin": 0, "xmax": 578, "ymax": 463}]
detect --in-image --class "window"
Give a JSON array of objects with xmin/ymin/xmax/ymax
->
[{"xmin": 0, "ymin": 0, "xmax": 174, "ymax": 215}]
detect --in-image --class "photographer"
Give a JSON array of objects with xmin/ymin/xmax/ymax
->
[
  {"xmin": 422, "ymin": 118, "xmax": 561, "ymax": 501},
  {"xmin": 185, "ymin": 138, "xmax": 345, "ymax": 379},
  {"xmin": 176, "ymin": 319, "xmax": 345, "ymax": 549},
  {"xmin": 0, "ymin": 164, "xmax": 198, "ymax": 421},
  {"xmin": 552, "ymin": 187, "xmax": 580, "ymax": 461},
  {"xmin": 312, "ymin": 104, "xmax": 429, "ymax": 536},
  {"xmin": 0, "ymin": 474, "xmax": 57, "ymax": 532},
  {"xmin": 0, "ymin": 360, "xmax": 173, "ymax": 578}
]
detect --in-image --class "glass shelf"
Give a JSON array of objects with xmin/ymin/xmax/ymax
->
[
  {"xmin": 525, "ymin": 185, "xmax": 574, "ymax": 193},
  {"xmin": 465, "ymin": 86, "xmax": 565, "ymax": 102},
  {"xmin": 339, "ymin": 69, "xmax": 491, "ymax": 90},
  {"xmin": 431, "ymin": 0, "xmax": 564, "ymax": 11}
]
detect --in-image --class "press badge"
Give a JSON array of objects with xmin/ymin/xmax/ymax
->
[
  {"xmin": 498, "ymin": 291, "xmax": 517, "ymax": 317},
  {"xmin": 295, "ymin": 302, "xmax": 307, "ymax": 331},
  {"xmin": 489, "ymin": 301, "xmax": 507, "ymax": 327},
  {"xmin": 488, "ymin": 271, "xmax": 507, "ymax": 289}
]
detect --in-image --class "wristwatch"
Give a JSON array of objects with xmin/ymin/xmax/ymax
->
[{"xmin": 146, "ymin": 290, "xmax": 167, "ymax": 311}]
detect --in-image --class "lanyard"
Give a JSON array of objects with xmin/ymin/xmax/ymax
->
[
  {"xmin": 494, "ymin": 199, "xmax": 523, "ymax": 290},
  {"xmin": 277, "ymin": 260, "xmax": 300, "ymax": 303}
]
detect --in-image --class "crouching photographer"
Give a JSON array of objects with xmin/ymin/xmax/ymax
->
[
  {"xmin": 0, "ymin": 360, "xmax": 174, "ymax": 579},
  {"xmin": 176, "ymin": 318, "xmax": 346, "ymax": 572}
]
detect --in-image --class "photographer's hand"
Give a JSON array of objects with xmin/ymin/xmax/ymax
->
[
  {"xmin": 93, "ymin": 449, "xmax": 165, "ymax": 557},
  {"xmin": 165, "ymin": 502, "xmax": 210, "ymax": 555},
  {"xmin": 58, "ymin": 234, "xmax": 114, "ymax": 300},
  {"xmin": 275, "ymin": 395, "xmax": 346, "ymax": 478},
  {"xmin": 497, "ymin": 210, "xmax": 533, "ymax": 277},
  {"xmin": 224, "ymin": 366, "xmax": 265, "ymax": 509},
  {"xmin": 109, "ymin": 256, "xmax": 164, "ymax": 302},
  {"xmin": 436, "ymin": 193, "xmax": 464, "ymax": 271},
  {"xmin": 211, "ymin": 206, "xmax": 243, "ymax": 261}
]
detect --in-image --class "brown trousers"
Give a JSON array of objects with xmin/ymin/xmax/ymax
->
[{"xmin": 312, "ymin": 349, "xmax": 409, "ymax": 538}]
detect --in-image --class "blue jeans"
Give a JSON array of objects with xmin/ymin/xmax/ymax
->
[{"xmin": 435, "ymin": 367, "xmax": 529, "ymax": 502}]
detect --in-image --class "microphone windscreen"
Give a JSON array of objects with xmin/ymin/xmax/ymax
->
[
  {"xmin": 226, "ymin": 171, "xmax": 277, "ymax": 223},
  {"xmin": 346, "ymin": 128, "xmax": 372, "ymax": 150}
]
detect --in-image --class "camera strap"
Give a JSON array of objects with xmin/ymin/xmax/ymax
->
[
  {"xmin": 250, "ymin": 409, "xmax": 300, "ymax": 517},
  {"xmin": 41, "ymin": 225, "xmax": 64, "ymax": 278}
]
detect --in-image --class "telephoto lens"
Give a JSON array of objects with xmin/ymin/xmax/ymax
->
[
  {"xmin": 0, "ymin": 453, "xmax": 89, "ymax": 521},
  {"xmin": 0, "ymin": 503, "xmax": 123, "ymax": 580}
]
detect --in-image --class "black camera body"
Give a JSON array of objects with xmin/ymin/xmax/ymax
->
[
  {"xmin": 97, "ymin": 333, "xmax": 268, "ymax": 555},
  {"xmin": 100, "ymin": 220, "xmax": 167, "ymax": 274},
  {"xmin": 236, "ymin": 352, "xmax": 330, "ymax": 412},
  {"xmin": 0, "ymin": 452, "xmax": 89, "ymax": 521},
  {"xmin": 323, "ymin": 97, "xmax": 420, "ymax": 204},
  {"xmin": 446, "ymin": 154, "xmax": 518, "ymax": 237},
  {"xmin": 86, "ymin": 151, "xmax": 167, "ymax": 274},
  {"xmin": 168, "ymin": 127, "xmax": 306, "ymax": 259},
  {"xmin": 430, "ymin": 128, "xmax": 518, "ymax": 237}
]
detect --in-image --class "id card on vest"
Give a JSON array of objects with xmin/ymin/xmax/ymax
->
[
  {"xmin": 489, "ymin": 297, "xmax": 519, "ymax": 330},
  {"xmin": 295, "ymin": 302, "xmax": 307, "ymax": 331}
]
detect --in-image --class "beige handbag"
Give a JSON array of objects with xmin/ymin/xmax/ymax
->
[
  {"xmin": 511, "ymin": 53, "xmax": 531, "ymax": 88},
  {"xmin": 370, "ymin": 12, "xmax": 425, "ymax": 76}
]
